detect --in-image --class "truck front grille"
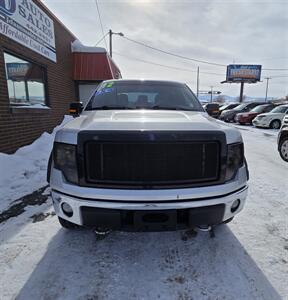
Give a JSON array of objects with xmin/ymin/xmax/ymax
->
[{"xmin": 84, "ymin": 141, "xmax": 220, "ymax": 187}]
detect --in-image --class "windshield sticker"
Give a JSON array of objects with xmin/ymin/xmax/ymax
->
[
  {"xmin": 106, "ymin": 82, "xmax": 115, "ymax": 88},
  {"xmin": 96, "ymin": 87, "xmax": 115, "ymax": 95}
]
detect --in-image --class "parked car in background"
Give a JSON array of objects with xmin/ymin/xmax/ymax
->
[
  {"xmin": 219, "ymin": 102, "xmax": 266, "ymax": 122},
  {"xmin": 252, "ymin": 105, "xmax": 288, "ymax": 129},
  {"xmin": 203, "ymin": 103, "xmax": 220, "ymax": 118},
  {"xmin": 235, "ymin": 104, "xmax": 276, "ymax": 125},
  {"xmin": 219, "ymin": 103, "xmax": 239, "ymax": 114},
  {"xmin": 278, "ymin": 113, "xmax": 288, "ymax": 162}
]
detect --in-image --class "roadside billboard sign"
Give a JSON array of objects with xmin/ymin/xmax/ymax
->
[{"xmin": 226, "ymin": 65, "xmax": 262, "ymax": 82}]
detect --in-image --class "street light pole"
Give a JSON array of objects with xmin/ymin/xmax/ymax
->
[
  {"xmin": 108, "ymin": 29, "xmax": 124, "ymax": 58},
  {"xmin": 210, "ymin": 86, "xmax": 213, "ymax": 103},
  {"xmin": 109, "ymin": 29, "xmax": 112, "ymax": 57},
  {"xmin": 265, "ymin": 77, "xmax": 271, "ymax": 102},
  {"xmin": 196, "ymin": 66, "xmax": 200, "ymax": 98}
]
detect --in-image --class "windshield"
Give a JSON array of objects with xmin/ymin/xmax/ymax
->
[
  {"xmin": 233, "ymin": 103, "xmax": 248, "ymax": 110},
  {"xmin": 250, "ymin": 105, "xmax": 268, "ymax": 113},
  {"xmin": 85, "ymin": 81, "xmax": 203, "ymax": 111},
  {"xmin": 270, "ymin": 106, "xmax": 288, "ymax": 113},
  {"xmin": 219, "ymin": 104, "xmax": 229, "ymax": 111}
]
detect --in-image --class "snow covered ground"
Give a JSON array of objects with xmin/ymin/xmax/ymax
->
[
  {"xmin": 0, "ymin": 116, "xmax": 72, "ymax": 214},
  {"xmin": 0, "ymin": 124, "xmax": 287, "ymax": 300}
]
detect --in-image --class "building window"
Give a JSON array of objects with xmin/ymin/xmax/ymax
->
[{"xmin": 4, "ymin": 52, "xmax": 47, "ymax": 106}]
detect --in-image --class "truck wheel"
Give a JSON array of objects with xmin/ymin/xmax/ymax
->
[
  {"xmin": 222, "ymin": 217, "xmax": 234, "ymax": 224},
  {"xmin": 270, "ymin": 120, "xmax": 281, "ymax": 129},
  {"xmin": 58, "ymin": 217, "xmax": 79, "ymax": 229},
  {"xmin": 279, "ymin": 137, "xmax": 288, "ymax": 162}
]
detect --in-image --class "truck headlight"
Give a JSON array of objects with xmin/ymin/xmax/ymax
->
[
  {"xmin": 226, "ymin": 143, "xmax": 244, "ymax": 181},
  {"xmin": 53, "ymin": 142, "xmax": 78, "ymax": 184}
]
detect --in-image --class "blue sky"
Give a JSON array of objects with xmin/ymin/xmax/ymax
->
[{"xmin": 43, "ymin": 0, "xmax": 288, "ymax": 98}]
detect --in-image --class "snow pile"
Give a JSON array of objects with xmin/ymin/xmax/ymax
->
[
  {"xmin": 71, "ymin": 39, "xmax": 106, "ymax": 53},
  {"xmin": 0, "ymin": 116, "xmax": 72, "ymax": 213}
]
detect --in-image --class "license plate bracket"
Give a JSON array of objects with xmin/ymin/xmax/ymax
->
[{"xmin": 133, "ymin": 210, "xmax": 177, "ymax": 231}]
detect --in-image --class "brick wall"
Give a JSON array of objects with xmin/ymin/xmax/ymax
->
[{"xmin": 0, "ymin": 0, "xmax": 77, "ymax": 153}]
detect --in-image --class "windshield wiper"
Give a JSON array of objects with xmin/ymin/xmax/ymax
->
[
  {"xmin": 93, "ymin": 106, "xmax": 133, "ymax": 110},
  {"xmin": 150, "ymin": 105, "xmax": 194, "ymax": 111},
  {"xmin": 90, "ymin": 105, "xmax": 195, "ymax": 111}
]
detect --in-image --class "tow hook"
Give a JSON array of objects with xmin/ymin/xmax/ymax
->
[
  {"xmin": 94, "ymin": 227, "xmax": 112, "ymax": 240},
  {"xmin": 196, "ymin": 225, "xmax": 215, "ymax": 238}
]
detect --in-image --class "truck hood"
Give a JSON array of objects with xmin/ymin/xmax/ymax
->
[{"xmin": 56, "ymin": 110, "xmax": 242, "ymax": 144}]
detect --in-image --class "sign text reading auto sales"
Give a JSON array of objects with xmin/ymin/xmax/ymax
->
[{"xmin": 0, "ymin": 0, "xmax": 56, "ymax": 62}]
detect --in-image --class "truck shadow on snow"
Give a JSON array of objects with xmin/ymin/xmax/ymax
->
[{"xmin": 16, "ymin": 225, "xmax": 281, "ymax": 300}]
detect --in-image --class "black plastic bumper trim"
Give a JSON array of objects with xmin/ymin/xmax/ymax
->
[{"xmin": 80, "ymin": 204, "xmax": 225, "ymax": 231}]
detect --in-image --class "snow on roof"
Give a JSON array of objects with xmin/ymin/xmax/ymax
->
[{"xmin": 71, "ymin": 40, "xmax": 106, "ymax": 53}]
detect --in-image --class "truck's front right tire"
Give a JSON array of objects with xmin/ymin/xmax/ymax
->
[{"xmin": 58, "ymin": 217, "xmax": 79, "ymax": 229}]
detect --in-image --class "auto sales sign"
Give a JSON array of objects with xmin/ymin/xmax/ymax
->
[{"xmin": 0, "ymin": 0, "xmax": 56, "ymax": 62}]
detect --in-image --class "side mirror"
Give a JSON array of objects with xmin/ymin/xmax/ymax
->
[{"xmin": 69, "ymin": 102, "xmax": 83, "ymax": 116}]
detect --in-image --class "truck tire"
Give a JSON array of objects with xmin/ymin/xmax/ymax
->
[
  {"xmin": 279, "ymin": 137, "xmax": 288, "ymax": 162},
  {"xmin": 222, "ymin": 217, "xmax": 234, "ymax": 224},
  {"xmin": 58, "ymin": 217, "xmax": 79, "ymax": 229}
]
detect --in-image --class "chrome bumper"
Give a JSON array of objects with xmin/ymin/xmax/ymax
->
[{"xmin": 51, "ymin": 185, "xmax": 248, "ymax": 227}]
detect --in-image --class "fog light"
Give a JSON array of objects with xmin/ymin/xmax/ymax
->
[
  {"xmin": 231, "ymin": 199, "xmax": 240, "ymax": 213},
  {"xmin": 61, "ymin": 202, "xmax": 73, "ymax": 217}
]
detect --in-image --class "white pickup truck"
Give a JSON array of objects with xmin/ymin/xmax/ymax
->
[{"xmin": 47, "ymin": 80, "xmax": 249, "ymax": 232}]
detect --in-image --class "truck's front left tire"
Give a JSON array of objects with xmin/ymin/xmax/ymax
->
[
  {"xmin": 222, "ymin": 217, "xmax": 234, "ymax": 224},
  {"xmin": 58, "ymin": 217, "xmax": 79, "ymax": 229},
  {"xmin": 279, "ymin": 137, "xmax": 288, "ymax": 162}
]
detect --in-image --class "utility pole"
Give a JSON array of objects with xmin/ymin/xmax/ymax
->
[
  {"xmin": 109, "ymin": 29, "xmax": 112, "ymax": 57},
  {"xmin": 265, "ymin": 77, "xmax": 271, "ymax": 102},
  {"xmin": 196, "ymin": 66, "xmax": 200, "ymax": 98},
  {"xmin": 210, "ymin": 86, "xmax": 213, "ymax": 102},
  {"xmin": 108, "ymin": 29, "xmax": 124, "ymax": 58}
]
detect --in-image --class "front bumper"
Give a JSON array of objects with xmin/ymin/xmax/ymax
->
[
  {"xmin": 220, "ymin": 113, "xmax": 234, "ymax": 122},
  {"xmin": 237, "ymin": 115, "xmax": 253, "ymax": 124},
  {"xmin": 252, "ymin": 118, "xmax": 270, "ymax": 128},
  {"xmin": 51, "ymin": 185, "xmax": 248, "ymax": 231}
]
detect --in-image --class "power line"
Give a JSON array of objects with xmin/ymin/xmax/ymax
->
[
  {"xmin": 94, "ymin": 0, "xmax": 108, "ymax": 49},
  {"xmin": 115, "ymin": 52, "xmax": 287, "ymax": 79},
  {"xmin": 262, "ymin": 74, "xmax": 288, "ymax": 78},
  {"xmin": 120, "ymin": 35, "xmax": 227, "ymax": 67},
  {"xmin": 258, "ymin": 56, "xmax": 287, "ymax": 62},
  {"xmin": 270, "ymin": 75, "xmax": 288, "ymax": 78},
  {"xmin": 262, "ymin": 68, "xmax": 288, "ymax": 71},
  {"xmin": 95, "ymin": 32, "xmax": 109, "ymax": 46},
  {"xmin": 118, "ymin": 35, "xmax": 288, "ymax": 71},
  {"xmin": 114, "ymin": 52, "xmax": 225, "ymax": 76}
]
